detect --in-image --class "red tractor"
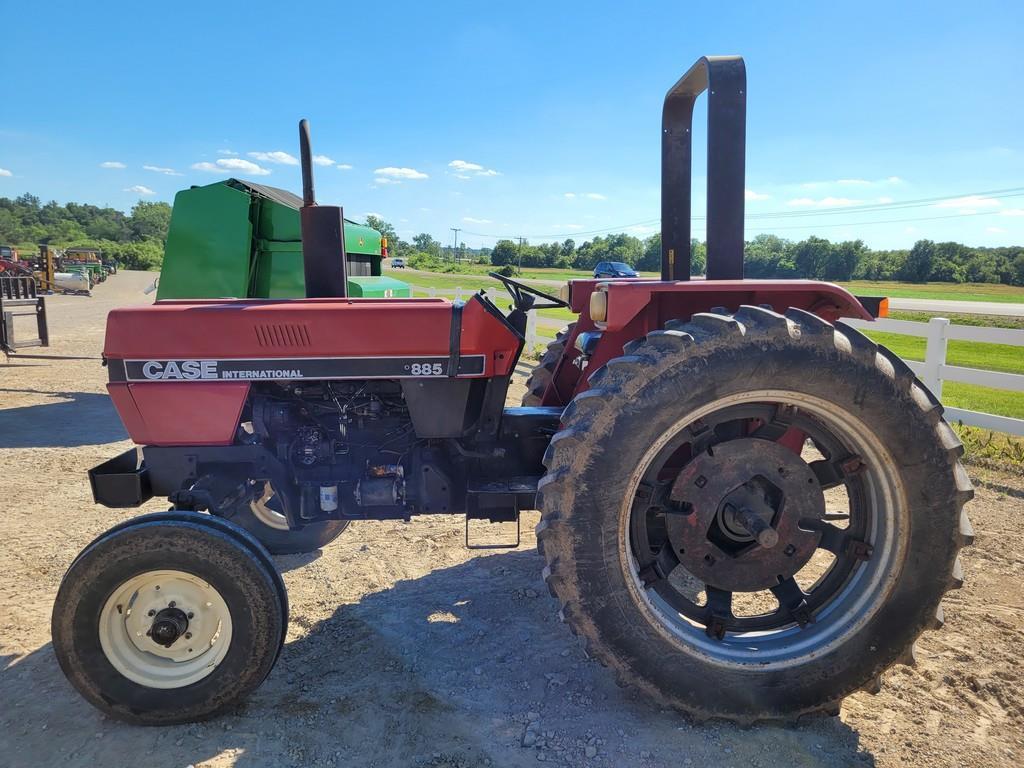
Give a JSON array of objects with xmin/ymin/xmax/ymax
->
[{"xmin": 53, "ymin": 57, "xmax": 972, "ymax": 725}]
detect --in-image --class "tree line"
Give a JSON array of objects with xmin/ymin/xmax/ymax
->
[
  {"xmin": 0, "ymin": 193, "xmax": 171, "ymax": 270},
  {"xmin": 4, "ymin": 192, "xmax": 1023, "ymax": 285},
  {"xmin": 396, "ymin": 228, "xmax": 1024, "ymax": 285}
]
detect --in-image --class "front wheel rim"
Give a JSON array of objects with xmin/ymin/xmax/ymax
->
[
  {"xmin": 98, "ymin": 569, "xmax": 233, "ymax": 688},
  {"xmin": 620, "ymin": 389, "xmax": 907, "ymax": 670}
]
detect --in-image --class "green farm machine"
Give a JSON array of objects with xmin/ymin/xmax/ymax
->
[{"xmin": 157, "ymin": 179, "xmax": 410, "ymax": 300}]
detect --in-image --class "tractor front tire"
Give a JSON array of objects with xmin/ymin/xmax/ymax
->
[
  {"xmin": 522, "ymin": 323, "xmax": 576, "ymax": 406},
  {"xmin": 52, "ymin": 512, "xmax": 287, "ymax": 725},
  {"xmin": 536, "ymin": 306, "xmax": 974, "ymax": 723}
]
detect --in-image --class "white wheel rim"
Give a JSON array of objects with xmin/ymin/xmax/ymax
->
[
  {"xmin": 99, "ymin": 570, "xmax": 233, "ymax": 689},
  {"xmin": 250, "ymin": 481, "xmax": 290, "ymax": 531}
]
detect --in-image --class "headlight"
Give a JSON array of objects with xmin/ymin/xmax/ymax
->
[{"xmin": 589, "ymin": 290, "xmax": 608, "ymax": 323}]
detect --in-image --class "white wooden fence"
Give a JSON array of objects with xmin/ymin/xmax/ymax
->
[
  {"xmin": 843, "ymin": 317, "xmax": 1024, "ymax": 436},
  {"xmin": 407, "ymin": 283, "xmax": 1024, "ymax": 436}
]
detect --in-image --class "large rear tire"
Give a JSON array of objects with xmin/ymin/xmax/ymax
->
[
  {"xmin": 522, "ymin": 323, "xmax": 576, "ymax": 406},
  {"xmin": 52, "ymin": 513, "xmax": 287, "ymax": 724},
  {"xmin": 536, "ymin": 306, "xmax": 974, "ymax": 723},
  {"xmin": 220, "ymin": 481, "xmax": 349, "ymax": 555}
]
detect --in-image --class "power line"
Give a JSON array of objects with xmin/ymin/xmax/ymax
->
[
  {"xmin": 456, "ymin": 186, "xmax": 1024, "ymax": 242},
  {"xmin": 745, "ymin": 187, "xmax": 1024, "ymax": 220},
  {"xmin": 744, "ymin": 210, "xmax": 1003, "ymax": 232}
]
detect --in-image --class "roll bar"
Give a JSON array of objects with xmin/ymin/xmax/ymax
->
[{"xmin": 661, "ymin": 56, "xmax": 746, "ymax": 281}]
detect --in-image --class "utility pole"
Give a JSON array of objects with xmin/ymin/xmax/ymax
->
[
  {"xmin": 517, "ymin": 236, "xmax": 525, "ymax": 273},
  {"xmin": 450, "ymin": 228, "xmax": 461, "ymax": 263}
]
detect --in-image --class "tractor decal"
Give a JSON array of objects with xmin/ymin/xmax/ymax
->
[{"xmin": 111, "ymin": 354, "xmax": 487, "ymax": 382}]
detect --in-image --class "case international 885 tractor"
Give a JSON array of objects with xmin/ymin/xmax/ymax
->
[{"xmin": 52, "ymin": 56, "xmax": 974, "ymax": 725}]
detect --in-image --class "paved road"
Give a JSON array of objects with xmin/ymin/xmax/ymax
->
[{"xmin": 887, "ymin": 297, "xmax": 1024, "ymax": 316}]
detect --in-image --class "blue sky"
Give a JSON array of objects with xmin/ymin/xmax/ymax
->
[{"xmin": 2, "ymin": 1, "xmax": 1023, "ymax": 250}]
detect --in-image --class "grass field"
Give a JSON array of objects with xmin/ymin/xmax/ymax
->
[
  {"xmin": 395, "ymin": 267, "xmax": 1024, "ymax": 304},
  {"xmin": 840, "ymin": 280, "xmax": 1024, "ymax": 303}
]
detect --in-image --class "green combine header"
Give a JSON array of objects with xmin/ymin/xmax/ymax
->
[{"xmin": 157, "ymin": 179, "xmax": 409, "ymax": 300}]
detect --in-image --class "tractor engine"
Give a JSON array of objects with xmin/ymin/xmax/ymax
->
[{"xmin": 242, "ymin": 381, "xmax": 443, "ymax": 521}]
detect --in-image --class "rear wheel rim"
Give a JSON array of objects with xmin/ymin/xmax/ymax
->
[
  {"xmin": 250, "ymin": 482, "xmax": 289, "ymax": 531},
  {"xmin": 98, "ymin": 569, "xmax": 233, "ymax": 688},
  {"xmin": 619, "ymin": 389, "xmax": 906, "ymax": 670}
]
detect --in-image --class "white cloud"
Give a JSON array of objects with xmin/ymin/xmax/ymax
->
[
  {"xmin": 802, "ymin": 176, "xmax": 904, "ymax": 189},
  {"xmin": 143, "ymin": 165, "xmax": 182, "ymax": 176},
  {"xmin": 313, "ymin": 155, "xmax": 335, "ymax": 166},
  {"xmin": 934, "ymin": 195, "xmax": 1000, "ymax": 209},
  {"xmin": 904, "ymin": 226, "xmax": 917, "ymax": 234},
  {"xmin": 934, "ymin": 195, "xmax": 1001, "ymax": 214},
  {"xmin": 248, "ymin": 150, "xmax": 299, "ymax": 166},
  {"xmin": 584, "ymin": 192, "xmax": 607, "ymax": 200},
  {"xmin": 0, "ymin": 168, "xmax": 11, "ymax": 177},
  {"xmin": 361, "ymin": 212, "xmax": 384, "ymax": 219},
  {"xmin": 462, "ymin": 216, "xmax": 492, "ymax": 224},
  {"xmin": 787, "ymin": 197, "xmax": 862, "ymax": 207},
  {"xmin": 986, "ymin": 226, "xmax": 1007, "ymax": 234},
  {"xmin": 124, "ymin": 185, "xmax": 155, "ymax": 195},
  {"xmin": 192, "ymin": 158, "xmax": 271, "ymax": 176},
  {"xmin": 449, "ymin": 160, "xmax": 483, "ymax": 172},
  {"xmin": 745, "ymin": 189, "xmax": 770, "ymax": 201},
  {"xmin": 375, "ymin": 166, "xmax": 428, "ymax": 180},
  {"xmin": 563, "ymin": 193, "xmax": 576, "ymax": 199},
  {"xmin": 336, "ymin": 163, "xmax": 353, "ymax": 170},
  {"xmin": 877, "ymin": 196, "xmax": 894, "ymax": 203},
  {"xmin": 999, "ymin": 208, "xmax": 1024, "ymax": 217},
  {"xmin": 448, "ymin": 159, "xmax": 500, "ymax": 178},
  {"xmin": 100, "ymin": 161, "xmax": 126, "ymax": 169},
  {"xmin": 217, "ymin": 149, "xmax": 239, "ymax": 156},
  {"xmin": 373, "ymin": 177, "xmax": 401, "ymax": 185}
]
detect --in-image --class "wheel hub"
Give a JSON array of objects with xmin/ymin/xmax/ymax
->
[
  {"xmin": 667, "ymin": 438, "xmax": 824, "ymax": 592},
  {"xmin": 149, "ymin": 607, "xmax": 189, "ymax": 648}
]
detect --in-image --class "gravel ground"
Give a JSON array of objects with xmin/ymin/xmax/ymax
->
[{"xmin": 1, "ymin": 271, "xmax": 1022, "ymax": 768}]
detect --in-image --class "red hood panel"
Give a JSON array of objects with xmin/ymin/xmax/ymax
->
[{"xmin": 105, "ymin": 296, "xmax": 520, "ymax": 372}]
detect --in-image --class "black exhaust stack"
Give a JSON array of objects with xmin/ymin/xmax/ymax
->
[
  {"xmin": 299, "ymin": 119, "xmax": 348, "ymax": 298},
  {"xmin": 661, "ymin": 56, "xmax": 746, "ymax": 281}
]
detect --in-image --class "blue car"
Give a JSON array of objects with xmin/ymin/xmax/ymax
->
[{"xmin": 593, "ymin": 261, "xmax": 639, "ymax": 278}]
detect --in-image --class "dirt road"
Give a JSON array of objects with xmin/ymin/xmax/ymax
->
[{"xmin": 1, "ymin": 272, "xmax": 1022, "ymax": 767}]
